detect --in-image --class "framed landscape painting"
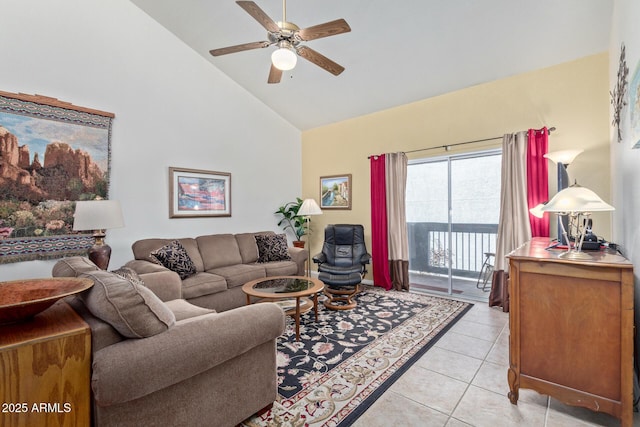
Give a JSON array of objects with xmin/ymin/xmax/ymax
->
[
  {"xmin": 320, "ymin": 174, "xmax": 352, "ymax": 210},
  {"xmin": 0, "ymin": 91, "xmax": 114, "ymax": 264},
  {"xmin": 169, "ymin": 167, "xmax": 231, "ymax": 218}
]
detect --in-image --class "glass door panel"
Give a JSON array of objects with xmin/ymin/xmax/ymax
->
[
  {"xmin": 407, "ymin": 150, "xmax": 501, "ymax": 301},
  {"xmin": 449, "ymin": 155, "xmax": 501, "ymax": 296},
  {"xmin": 406, "ymin": 160, "xmax": 451, "ymax": 294}
]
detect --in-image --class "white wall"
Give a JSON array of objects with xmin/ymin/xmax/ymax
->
[
  {"xmin": 611, "ymin": 0, "xmax": 640, "ymax": 370},
  {"xmin": 0, "ymin": 0, "xmax": 301, "ymax": 280}
]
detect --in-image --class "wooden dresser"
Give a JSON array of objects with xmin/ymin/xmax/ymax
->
[
  {"xmin": 0, "ymin": 301, "xmax": 91, "ymax": 427},
  {"xmin": 507, "ymin": 238, "xmax": 634, "ymax": 427}
]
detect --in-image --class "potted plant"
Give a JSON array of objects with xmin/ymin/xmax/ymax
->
[{"xmin": 275, "ymin": 198, "xmax": 307, "ymax": 248}]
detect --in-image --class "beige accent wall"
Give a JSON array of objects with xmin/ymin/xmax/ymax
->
[{"xmin": 302, "ymin": 53, "xmax": 610, "ymax": 281}]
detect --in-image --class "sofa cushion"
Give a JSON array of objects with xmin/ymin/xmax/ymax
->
[
  {"xmin": 164, "ymin": 299, "xmax": 216, "ymax": 321},
  {"xmin": 258, "ymin": 260, "xmax": 299, "ymax": 277},
  {"xmin": 197, "ymin": 234, "xmax": 243, "ymax": 270},
  {"xmin": 181, "ymin": 272, "xmax": 228, "ymax": 299},
  {"xmin": 235, "ymin": 231, "xmax": 273, "ymax": 264},
  {"xmin": 209, "ymin": 264, "xmax": 265, "ymax": 288},
  {"xmin": 132, "ymin": 238, "xmax": 205, "ymax": 272},
  {"xmin": 255, "ymin": 233, "xmax": 292, "ymax": 263},
  {"xmin": 52, "ymin": 256, "xmax": 101, "ymax": 278},
  {"xmin": 79, "ymin": 270, "xmax": 176, "ymax": 338},
  {"xmin": 151, "ymin": 240, "xmax": 197, "ymax": 279}
]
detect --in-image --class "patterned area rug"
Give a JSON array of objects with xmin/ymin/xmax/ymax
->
[{"xmin": 241, "ymin": 286, "xmax": 472, "ymax": 427}]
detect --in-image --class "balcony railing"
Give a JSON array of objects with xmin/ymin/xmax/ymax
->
[{"xmin": 407, "ymin": 222, "xmax": 498, "ymax": 279}]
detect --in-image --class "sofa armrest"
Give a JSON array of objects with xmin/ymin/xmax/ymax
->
[
  {"xmin": 125, "ymin": 259, "xmax": 167, "ymax": 274},
  {"xmin": 91, "ymin": 303, "xmax": 285, "ymax": 406},
  {"xmin": 125, "ymin": 260, "xmax": 182, "ymax": 301},
  {"xmin": 288, "ymin": 247, "xmax": 307, "ymax": 275}
]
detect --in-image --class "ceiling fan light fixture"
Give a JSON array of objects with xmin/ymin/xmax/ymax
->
[{"xmin": 271, "ymin": 45, "xmax": 297, "ymax": 71}]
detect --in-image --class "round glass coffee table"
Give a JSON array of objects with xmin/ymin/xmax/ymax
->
[{"xmin": 242, "ymin": 276, "xmax": 324, "ymax": 341}]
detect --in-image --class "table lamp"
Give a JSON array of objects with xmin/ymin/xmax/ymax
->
[
  {"xmin": 541, "ymin": 183, "xmax": 614, "ymax": 259},
  {"xmin": 297, "ymin": 198, "xmax": 322, "ymax": 276},
  {"xmin": 73, "ymin": 200, "xmax": 124, "ymax": 270}
]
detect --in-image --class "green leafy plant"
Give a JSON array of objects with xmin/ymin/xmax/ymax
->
[{"xmin": 275, "ymin": 197, "xmax": 307, "ymax": 241}]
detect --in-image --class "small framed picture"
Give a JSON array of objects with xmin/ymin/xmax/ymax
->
[
  {"xmin": 169, "ymin": 167, "xmax": 231, "ymax": 218},
  {"xmin": 320, "ymin": 174, "xmax": 352, "ymax": 210}
]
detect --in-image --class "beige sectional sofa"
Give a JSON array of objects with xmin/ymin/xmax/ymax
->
[
  {"xmin": 125, "ymin": 231, "xmax": 307, "ymax": 312},
  {"xmin": 53, "ymin": 256, "xmax": 285, "ymax": 427},
  {"xmin": 51, "ymin": 231, "xmax": 305, "ymax": 427}
]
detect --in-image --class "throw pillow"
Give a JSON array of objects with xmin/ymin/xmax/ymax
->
[
  {"xmin": 150, "ymin": 240, "xmax": 197, "ymax": 279},
  {"xmin": 255, "ymin": 233, "xmax": 292, "ymax": 263},
  {"xmin": 79, "ymin": 270, "xmax": 175, "ymax": 338}
]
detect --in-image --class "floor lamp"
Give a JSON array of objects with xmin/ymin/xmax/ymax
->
[
  {"xmin": 543, "ymin": 150, "xmax": 583, "ymax": 244},
  {"xmin": 298, "ymin": 198, "xmax": 322, "ymax": 277}
]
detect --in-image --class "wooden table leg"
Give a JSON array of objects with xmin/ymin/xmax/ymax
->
[
  {"xmin": 313, "ymin": 292, "xmax": 319, "ymax": 322},
  {"xmin": 295, "ymin": 297, "xmax": 301, "ymax": 341}
]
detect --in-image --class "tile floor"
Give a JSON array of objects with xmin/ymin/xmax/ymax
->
[{"xmin": 353, "ymin": 295, "xmax": 640, "ymax": 427}]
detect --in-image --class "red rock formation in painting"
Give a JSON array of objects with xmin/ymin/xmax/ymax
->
[
  {"xmin": 0, "ymin": 126, "xmax": 20, "ymax": 166},
  {"xmin": 44, "ymin": 142, "xmax": 103, "ymax": 189},
  {"xmin": 0, "ymin": 127, "xmax": 104, "ymax": 201}
]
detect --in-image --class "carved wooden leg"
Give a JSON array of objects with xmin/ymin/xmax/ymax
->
[{"xmin": 507, "ymin": 367, "xmax": 519, "ymax": 404}]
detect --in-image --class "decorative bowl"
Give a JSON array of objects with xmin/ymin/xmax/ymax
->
[{"xmin": 0, "ymin": 278, "xmax": 93, "ymax": 325}]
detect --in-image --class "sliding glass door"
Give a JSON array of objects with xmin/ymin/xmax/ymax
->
[{"xmin": 406, "ymin": 149, "xmax": 501, "ymax": 300}]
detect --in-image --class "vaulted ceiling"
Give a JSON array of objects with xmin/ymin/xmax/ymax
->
[{"xmin": 131, "ymin": 0, "xmax": 612, "ymax": 131}]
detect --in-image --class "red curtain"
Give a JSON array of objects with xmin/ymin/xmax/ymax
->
[
  {"xmin": 526, "ymin": 128, "xmax": 549, "ymax": 237},
  {"xmin": 370, "ymin": 155, "xmax": 392, "ymax": 290}
]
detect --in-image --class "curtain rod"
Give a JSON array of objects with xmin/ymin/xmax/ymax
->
[{"xmin": 367, "ymin": 126, "xmax": 555, "ymax": 159}]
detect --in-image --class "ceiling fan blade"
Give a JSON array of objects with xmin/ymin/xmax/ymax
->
[
  {"xmin": 296, "ymin": 19, "xmax": 351, "ymax": 41},
  {"xmin": 236, "ymin": 1, "xmax": 280, "ymax": 33},
  {"xmin": 209, "ymin": 41, "xmax": 271, "ymax": 56},
  {"xmin": 268, "ymin": 64, "xmax": 282, "ymax": 84},
  {"xmin": 296, "ymin": 46, "xmax": 345, "ymax": 76}
]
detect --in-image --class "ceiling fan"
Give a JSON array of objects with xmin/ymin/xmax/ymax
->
[{"xmin": 209, "ymin": 0, "xmax": 351, "ymax": 84}]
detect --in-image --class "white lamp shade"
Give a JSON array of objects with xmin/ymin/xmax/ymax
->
[
  {"xmin": 529, "ymin": 203, "xmax": 546, "ymax": 219},
  {"xmin": 298, "ymin": 198, "xmax": 322, "ymax": 216},
  {"xmin": 541, "ymin": 184, "xmax": 614, "ymax": 213},
  {"xmin": 271, "ymin": 47, "xmax": 297, "ymax": 71},
  {"xmin": 543, "ymin": 149, "xmax": 583, "ymax": 165},
  {"xmin": 73, "ymin": 200, "xmax": 125, "ymax": 231}
]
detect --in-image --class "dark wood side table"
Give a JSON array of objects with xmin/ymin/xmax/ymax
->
[
  {"xmin": 0, "ymin": 300, "xmax": 91, "ymax": 427},
  {"xmin": 507, "ymin": 238, "xmax": 634, "ymax": 427}
]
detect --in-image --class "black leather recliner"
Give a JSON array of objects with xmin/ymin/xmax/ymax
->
[{"xmin": 313, "ymin": 224, "xmax": 371, "ymax": 310}]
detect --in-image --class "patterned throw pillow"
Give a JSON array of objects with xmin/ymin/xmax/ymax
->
[
  {"xmin": 150, "ymin": 240, "xmax": 197, "ymax": 279},
  {"xmin": 110, "ymin": 266, "xmax": 145, "ymax": 287},
  {"xmin": 255, "ymin": 234, "xmax": 292, "ymax": 263}
]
